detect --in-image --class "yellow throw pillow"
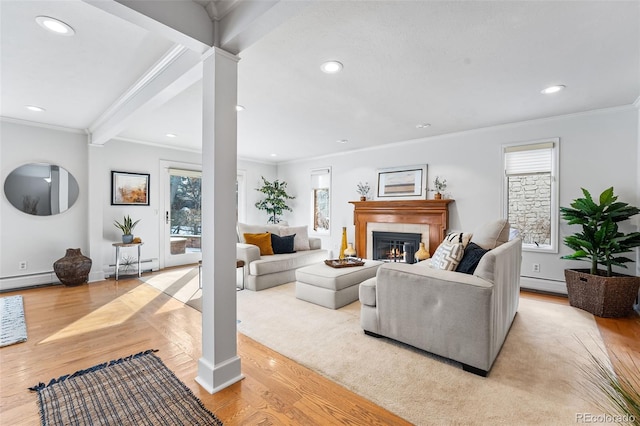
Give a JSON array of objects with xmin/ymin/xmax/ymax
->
[{"xmin": 244, "ymin": 232, "xmax": 274, "ymax": 255}]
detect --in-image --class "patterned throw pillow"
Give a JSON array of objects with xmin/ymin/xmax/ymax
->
[
  {"xmin": 243, "ymin": 232, "xmax": 274, "ymax": 256},
  {"xmin": 443, "ymin": 232, "xmax": 473, "ymax": 248},
  {"xmin": 430, "ymin": 242, "xmax": 465, "ymax": 271}
]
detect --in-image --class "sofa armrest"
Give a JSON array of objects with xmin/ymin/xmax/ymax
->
[
  {"xmin": 309, "ymin": 237, "xmax": 322, "ymax": 250},
  {"xmin": 237, "ymin": 243, "xmax": 260, "ymax": 264}
]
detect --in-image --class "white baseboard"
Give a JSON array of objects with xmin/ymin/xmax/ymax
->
[
  {"xmin": 0, "ymin": 272, "xmax": 60, "ymax": 291},
  {"xmin": 520, "ymin": 276, "xmax": 567, "ymax": 295}
]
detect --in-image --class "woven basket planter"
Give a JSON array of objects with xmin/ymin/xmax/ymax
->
[{"xmin": 564, "ymin": 269, "xmax": 640, "ymax": 318}]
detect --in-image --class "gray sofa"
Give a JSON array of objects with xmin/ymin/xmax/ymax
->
[
  {"xmin": 236, "ymin": 223, "xmax": 329, "ymax": 291},
  {"xmin": 359, "ymin": 220, "xmax": 522, "ymax": 376}
]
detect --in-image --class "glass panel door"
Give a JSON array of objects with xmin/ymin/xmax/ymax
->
[{"xmin": 164, "ymin": 168, "xmax": 202, "ymax": 267}]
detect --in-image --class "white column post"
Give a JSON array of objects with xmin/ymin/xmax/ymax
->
[{"xmin": 196, "ymin": 47, "xmax": 243, "ymax": 393}]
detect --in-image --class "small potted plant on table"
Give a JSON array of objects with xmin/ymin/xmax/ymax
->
[
  {"xmin": 356, "ymin": 182, "xmax": 370, "ymax": 201},
  {"xmin": 114, "ymin": 215, "xmax": 140, "ymax": 244},
  {"xmin": 560, "ymin": 187, "xmax": 640, "ymax": 317}
]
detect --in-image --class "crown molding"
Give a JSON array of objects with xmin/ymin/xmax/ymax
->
[
  {"xmin": 278, "ymin": 103, "xmax": 639, "ymax": 166},
  {"xmin": 0, "ymin": 116, "xmax": 86, "ymax": 135}
]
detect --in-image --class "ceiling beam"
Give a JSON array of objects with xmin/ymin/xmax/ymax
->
[
  {"xmin": 89, "ymin": 46, "xmax": 203, "ymax": 145},
  {"xmin": 82, "ymin": 0, "xmax": 213, "ymax": 53},
  {"xmin": 217, "ymin": 0, "xmax": 311, "ymax": 54}
]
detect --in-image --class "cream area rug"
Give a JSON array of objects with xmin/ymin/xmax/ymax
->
[{"xmin": 143, "ymin": 267, "xmax": 606, "ymax": 425}]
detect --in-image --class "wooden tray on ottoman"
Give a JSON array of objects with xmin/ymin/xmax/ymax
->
[{"xmin": 324, "ymin": 259, "xmax": 365, "ymax": 268}]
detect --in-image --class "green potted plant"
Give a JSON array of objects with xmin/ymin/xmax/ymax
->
[
  {"xmin": 114, "ymin": 215, "xmax": 140, "ymax": 243},
  {"xmin": 356, "ymin": 182, "xmax": 370, "ymax": 201},
  {"xmin": 432, "ymin": 176, "xmax": 447, "ymax": 199},
  {"xmin": 255, "ymin": 177, "xmax": 295, "ymax": 224},
  {"xmin": 560, "ymin": 187, "xmax": 640, "ymax": 317}
]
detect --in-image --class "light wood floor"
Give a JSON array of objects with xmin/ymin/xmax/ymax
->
[{"xmin": 1, "ymin": 275, "xmax": 638, "ymax": 425}]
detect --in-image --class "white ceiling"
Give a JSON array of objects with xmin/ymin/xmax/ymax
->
[{"xmin": 1, "ymin": 1, "xmax": 639, "ymax": 163}]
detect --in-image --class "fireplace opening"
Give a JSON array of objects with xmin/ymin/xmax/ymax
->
[{"xmin": 372, "ymin": 231, "xmax": 422, "ymax": 263}]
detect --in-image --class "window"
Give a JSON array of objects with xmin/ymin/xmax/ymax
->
[
  {"xmin": 503, "ymin": 139, "xmax": 559, "ymax": 252},
  {"xmin": 311, "ymin": 167, "xmax": 331, "ymax": 233}
]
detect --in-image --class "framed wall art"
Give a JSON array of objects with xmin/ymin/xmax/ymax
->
[
  {"xmin": 376, "ymin": 165, "xmax": 427, "ymax": 199},
  {"xmin": 111, "ymin": 171, "xmax": 150, "ymax": 206}
]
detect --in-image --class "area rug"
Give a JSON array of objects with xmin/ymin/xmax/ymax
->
[
  {"xmin": 235, "ymin": 283, "xmax": 606, "ymax": 425},
  {"xmin": 29, "ymin": 350, "xmax": 223, "ymax": 426},
  {"xmin": 0, "ymin": 294, "xmax": 28, "ymax": 347}
]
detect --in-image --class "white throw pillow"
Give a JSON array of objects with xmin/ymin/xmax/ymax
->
[
  {"xmin": 279, "ymin": 225, "xmax": 310, "ymax": 251},
  {"xmin": 470, "ymin": 219, "xmax": 510, "ymax": 250},
  {"xmin": 430, "ymin": 242, "xmax": 465, "ymax": 271},
  {"xmin": 237, "ymin": 223, "xmax": 281, "ymax": 243}
]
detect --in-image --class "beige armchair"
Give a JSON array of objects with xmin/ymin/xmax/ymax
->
[{"xmin": 359, "ymin": 220, "xmax": 522, "ymax": 376}]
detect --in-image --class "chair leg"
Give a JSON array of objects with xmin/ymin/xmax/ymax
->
[{"xmin": 462, "ymin": 363, "xmax": 488, "ymax": 377}]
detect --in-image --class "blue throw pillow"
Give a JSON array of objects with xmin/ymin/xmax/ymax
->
[
  {"xmin": 455, "ymin": 242, "xmax": 489, "ymax": 274},
  {"xmin": 271, "ymin": 233, "xmax": 296, "ymax": 254}
]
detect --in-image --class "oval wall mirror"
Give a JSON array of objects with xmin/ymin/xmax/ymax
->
[{"xmin": 4, "ymin": 163, "xmax": 80, "ymax": 216}]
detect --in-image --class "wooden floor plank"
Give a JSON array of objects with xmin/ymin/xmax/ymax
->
[{"xmin": 0, "ymin": 276, "xmax": 637, "ymax": 426}]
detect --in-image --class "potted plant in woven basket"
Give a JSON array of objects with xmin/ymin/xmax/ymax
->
[{"xmin": 560, "ymin": 187, "xmax": 640, "ymax": 318}]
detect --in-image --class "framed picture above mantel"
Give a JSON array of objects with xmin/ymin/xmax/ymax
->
[{"xmin": 376, "ymin": 165, "xmax": 427, "ymax": 200}]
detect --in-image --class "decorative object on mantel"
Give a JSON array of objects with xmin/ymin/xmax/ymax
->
[
  {"xmin": 53, "ymin": 248, "xmax": 92, "ymax": 286},
  {"xmin": 344, "ymin": 243, "xmax": 357, "ymax": 258},
  {"xmin": 415, "ymin": 242, "xmax": 430, "ymax": 261},
  {"xmin": 325, "ymin": 258, "xmax": 365, "ymax": 268},
  {"xmin": 255, "ymin": 176, "xmax": 295, "ymax": 224},
  {"xmin": 431, "ymin": 176, "xmax": 447, "ymax": 200},
  {"xmin": 114, "ymin": 215, "xmax": 140, "ymax": 243},
  {"xmin": 356, "ymin": 182, "xmax": 370, "ymax": 201},
  {"xmin": 339, "ymin": 227, "xmax": 348, "ymax": 260},
  {"xmin": 560, "ymin": 187, "xmax": 640, "ymax": 318},
  {"xmin": 376, "ymin": 165, "xmax": 427, "ymax": 200}
]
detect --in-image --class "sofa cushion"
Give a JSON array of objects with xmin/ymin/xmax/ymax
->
[
  {"xmin": 456, "ymin": 242, "xmax": 489, "ymax": 274},
  {"xmin": 280, "ymin": 225, "xmax": 310, "ymax": 251},
  {"xmin": 443, "ymin": 232, "xmax": 473, "ymax": 248},
  {"xmin": 470, "ymin": 219, "xmax": 510, "ymax": 250},
  {"xmin": 249, "ymin": 250, "xmax": 328, "ymax": 276},
  {"xmin": 244, "ymin": 232, "xmax": 274, "ymax": 255},
  {"xmin": 430, "ymin": 242, "xmax": 465, "ymax": 271},
  {"xmin": 271, "ymin": 233, "xmax": 296, "ymax": 254},
  {"xmin": 237, "ymin": 223, "xmax": 281, "ymax": 243}
]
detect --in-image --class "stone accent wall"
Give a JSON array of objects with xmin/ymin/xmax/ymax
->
[{"xmin": 508, "ymin": 174, "xmax": 551, "ymax": 246}]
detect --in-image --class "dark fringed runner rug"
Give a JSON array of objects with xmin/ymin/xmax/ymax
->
[{"xmin": 30, "ymin": 350, "xmax": 223, "ymax": 426}]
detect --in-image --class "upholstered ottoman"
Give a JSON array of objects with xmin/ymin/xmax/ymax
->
[{"xmin": 295, "ymin": 260, "xmax": 383, "ymax": 309}]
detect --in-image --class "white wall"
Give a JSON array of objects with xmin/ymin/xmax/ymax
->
[
  {"xmin": 238, "ymin": 158, "xmax": 277, "ymax": 225},
  {"xmin": 277, "ymin": 106, "xmax": 639, "ymax": 293},
  {"xmin": 1, "ymin": 121, "xmax": 89, "ymax": 288}
]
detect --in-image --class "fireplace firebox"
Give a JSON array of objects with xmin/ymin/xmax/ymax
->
[{"xmin": 372, "ymin": 231, "xmax": 422, "ymax": 263}]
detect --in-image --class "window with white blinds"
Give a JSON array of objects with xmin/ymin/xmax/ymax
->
[{"xmin": 503, "ymin": 139, "xmax": 559, "ymax": 253}]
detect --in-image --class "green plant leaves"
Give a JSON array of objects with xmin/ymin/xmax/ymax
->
[{"xmin": 560, "ymin": 187, "xmax": 640, "ymax": 276}]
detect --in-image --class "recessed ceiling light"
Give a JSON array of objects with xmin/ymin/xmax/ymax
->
[
  {"xmin": 336, "ymin": 139, "xmax": 348, "ymax": 144},
  {"xmin": 541, "ymin": 85, "xmax": 566, "ymax": 95},
  {"xmin": 321, "ymin": 61, "xmax": 343, "ymax": 74},
  {"xmin": 35, "ymin": 16, "xmax": 75, "ymax": 36},
  {"xmin": 166, "ymin": 133, "xmax": 177, "ymax": 138},
  {"xmin": 416, "ymin": 123, "xmax": 431, "ymax": 129},
  {"xmin": 236, "ymin": 105, "xmax": 245, "ymax": 112},
  {"xmin": 270, "ymin": 153, "xmax": 277, "ymax": 157},
  {"xmin": 26, "ymin": 105, "xmax": 46, "ymax": 112}
]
